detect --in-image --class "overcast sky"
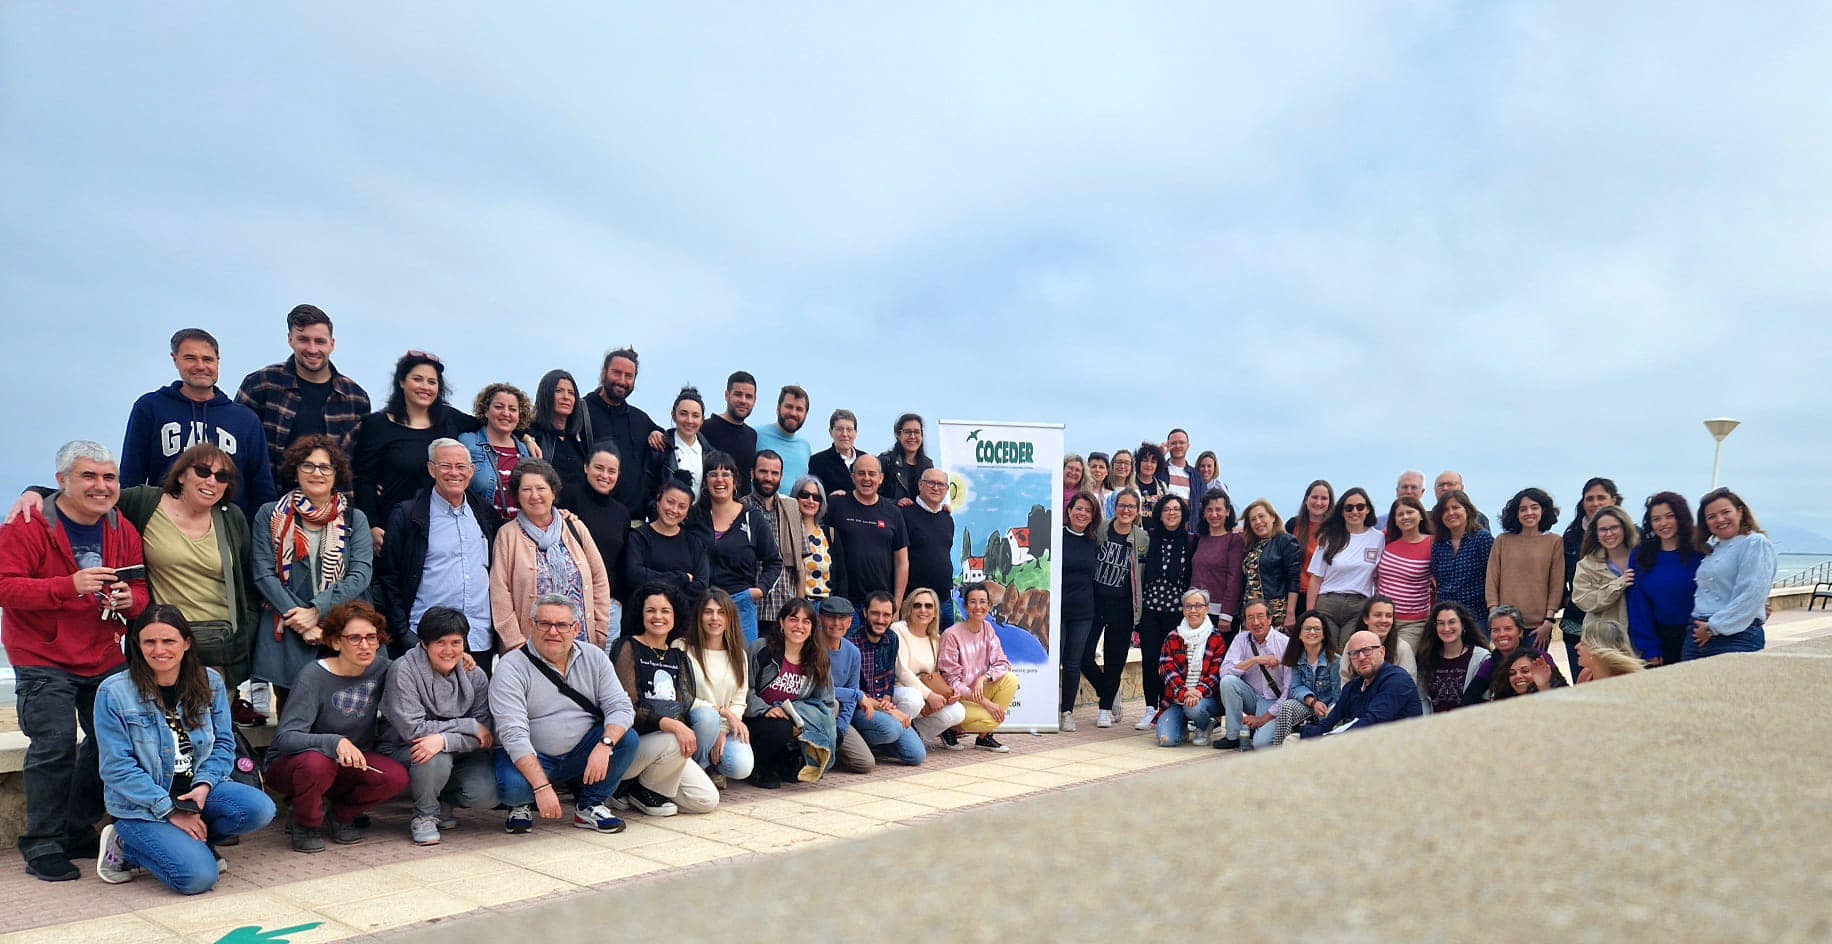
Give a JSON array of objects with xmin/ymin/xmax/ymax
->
[{"xmin": 4, "ymin": 5, "xmax": 1828, "ymax": 544}]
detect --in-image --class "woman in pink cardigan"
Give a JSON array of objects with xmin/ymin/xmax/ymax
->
[
  {"xmin": 489, "ymin": 459, "xmax": 612, "ymax": 650},
  {"xmin": 938, "ymin": 583, "xmax": 1019, "ymax": 753}
]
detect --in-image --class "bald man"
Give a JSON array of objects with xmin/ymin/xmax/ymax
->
[
  {"xmin": 1433, "ymin": 470, "xmax": 1491, "ymax": 531},
  {"xmin": 1296, "ymin": 630, "xmax": 1422, "ymax": 737},
  {"xmin": 825, "ymin": 453, "xmax": 909, "ymax": 611}
]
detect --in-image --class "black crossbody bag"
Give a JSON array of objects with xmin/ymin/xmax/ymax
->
[{"xmin": 521, "ymin": 647, "xmax": 604, "ymax": 724}]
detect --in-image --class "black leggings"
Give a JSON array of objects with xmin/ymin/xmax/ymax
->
[
  {"xmin": 745, "ymin": 713, "xmax": 801, "ymax": 781},
  {"xmin": 1136, "ymin": 609, "xmax": 1180, "ymax": 710},
  {"xmin": 1085, "ymin": 594, "xmax": 1134, "ymax": 710},
  {"xmin": 1059, "ymin": 617, "xmax": 1095, "ymax": 713}
]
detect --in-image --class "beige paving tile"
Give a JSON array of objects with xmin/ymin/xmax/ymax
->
[
  {"xmin": 953, "ymin": 779, "xmax": 1039, "ymax": 800},
  {"xmin": 1033, "ymin": 746, "xmax": 1109, "ymax": 762},
  {"xmin": 270, "ymin": 868, "xmax": 400, "ymax": 907},
  {"xmin": 314, "ymin": 887, "xmax": 472, "ymax": 934},
  {"xmin": 141, "ymin": 890, "xmax": 302, "ymax": 935},
  {"xmin": 475, "ymin": 834, "xmax": 607, "ymax": 867},
  {"xmin": 1002, "ymin": 769, "xmax": 1087, "ymax": 789},
  {"xmin": 894, "ymin": 769, "xmax": 983, "ymax": 789},
  {"xmin": 1048, "ymin": 762, "xmax": 1132, "ymax": 780},
  {"xmin": 837, "ymin": 777, "xmax": 936, "ymax": 799},
  {"xmin": 180, "ymin": 912, "xmax": 361, "ymax": 944},
  {"xmin": 633, "ymin": 835, "xmax": 745, "ymax": 868},
  {"xmin": 1075, "ymin": 738, "xmax": 1149, "ymax": 755},
  {"xmin": 0, "ymin": 913, "xmax": 180, "ymax": 944},
  {"xmin": 638, "ymin": 809, "xmax": 767, "ymax": 837},
  {"xmin": 735, "ymin": 825, "xmax": 835, "ymax": 854},
  {"xmin": 432, "ymin": 869, "xmax": 576, "ymax": 909},
  {"xmin": 792, "ymin": 810, "xmax": 894, "ymax": 838},
  {"xmin": 379, "ymin": 849, "xmax": 518, "ymax": 885},
  {"xmin": 520, "ymin": 850, "xmax": 664, "ymax": 885},
  {"xmin": 787, "ymin": 786, "xmax": 882, "ymax": 810},
  {"xmin": 970, "ymin": 753, "xmax": 1063, "ymax": 770},
  {"xmin": 845, "ymin": 798, "xmax": 937, "ymax": 822},
  {"xmin": 896, "ymin": 788, "xmax": 992, "ymax": 811},
  {"xmin": 730, "ymin": 798, "xmax": 827, "ymax": 823}
]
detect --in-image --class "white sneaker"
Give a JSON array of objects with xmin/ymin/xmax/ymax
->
[
  {"xmin": 1134, "ymin": 707, "xmax": 1159, "ymax": 731},
  {"xmin": 1096, "ymin": 709, "xmax": 1113, "ymax": 728},
  {"xmin": 248, "ymin": 680, "xmax": 273, "ymax": 717},
  {"xmin": 1059, "ymin": 711, "xmax": 1077, "ymax": 733},
  {"xmin": 96, "ymin": 824, "xmax": 135, "ymax": 884},
  {"xmin": 1190, "ymin": 732, "xmax": 1211, "ymax": 748}
]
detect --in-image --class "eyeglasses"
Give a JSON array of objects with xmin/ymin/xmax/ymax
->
[
  {"xmin": 796, "ymin": 492, "xmax": 822, "ymax": 501},
  {"xmin": 297, "ymin": 462, "xmax": 336, "ymax": 476},
  {"xmin": 341, "ymin": 633, "xmax": 381, "ymax": 646},
  {"xmin": 533, "ymin": 619, "xmax": 576, "ymax": 632},
  {"xmin": 1342, "ymin": 503, "xmax": 1368, "ymax": 512},
  {"xmin": 705, "ymin": 469, "xmax": 735, "ymax": 479},
  {"xmin": 1346, "ymin": 645, "xmax": 1383, "ymax": 659},
  {"xmin": 192, "ymin": 466, "xmax": 233, "ymax": 482},
  {"xmin": 912, "ymin": 602, "xmax": 935, "ymax": 609},
  {"xmin": 433, "ymin": 462, "xmax": 473, "ymax": 473},
  {"xmin": 406, "ymin": 349, "xmax": 443, "ymax": 364},
  {"xmin": 1181, "ymin": 603, "xmax": 1208, "ymax": 611},
  {"xmin": 920, "ymin": 479, "xmax": 947, "ymax": 488}
]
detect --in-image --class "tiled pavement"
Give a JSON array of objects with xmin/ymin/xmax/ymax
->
[{"xmin": 0, "ymin": 698, "xmax": 1220, "ymax": 944}]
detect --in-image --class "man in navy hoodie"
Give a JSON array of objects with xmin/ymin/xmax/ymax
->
[{"xmin": 121, "ymin": 328, "xmax": 277, "ymax": 518}]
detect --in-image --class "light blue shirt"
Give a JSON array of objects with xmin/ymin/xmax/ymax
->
[
  {"xmin": 411, "ymin": 492, "xmax": 494, "ymax": 650},
  {"xmin": 1690, "ymin": 531, "xmax": 1777, "ymax": 636},
  {"xmin": 755, "ymin": 422, "xmax": 813, "ymax": 487}
]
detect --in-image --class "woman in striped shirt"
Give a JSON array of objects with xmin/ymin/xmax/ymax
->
[{"xmin": 1376, "ymin": 496, "xmax": 1435, "ymax": 654}]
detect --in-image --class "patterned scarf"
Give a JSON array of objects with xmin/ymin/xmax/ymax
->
[{"xmin": 270, "ymin": 489, "xmax": 348, "ymax": 639}]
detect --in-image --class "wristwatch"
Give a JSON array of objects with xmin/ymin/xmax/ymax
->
[{"xmin": 600, "ymin": 736, "xmax": 615, "ymax": 748}]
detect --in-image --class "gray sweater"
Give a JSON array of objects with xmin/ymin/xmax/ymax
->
[
  {"xmin": 489, "ymin": 642, "xmax": 635, "ymax": 762},
  {"xmin": 379, "ymin": 647, "xmax": 494, "ymax": 757},
  {"xmin": 269, "ymin": 656, "xmax": 391, "ymax": 761}
]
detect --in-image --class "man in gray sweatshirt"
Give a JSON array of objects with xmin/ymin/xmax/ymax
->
[
  {"xmin": 488, "ymin": 594, "xmax": 639, "ymax": 834},
  {"xmin": 380, "ymin": 607, "xmax": 499, "ymax": 846}
]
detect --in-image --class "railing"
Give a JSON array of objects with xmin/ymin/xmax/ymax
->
[{"xmin": 1774, "ymin": 559, "xmax": 1832, "ymax": 589}]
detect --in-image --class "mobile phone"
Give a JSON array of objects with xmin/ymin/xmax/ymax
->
[
  {"xmin": 170, "ymin": 797, "xmax": 202, "ymax": 814},
  {"xmin": 112, "ymin": 565, "xmax": 147, "ymax": 582}
]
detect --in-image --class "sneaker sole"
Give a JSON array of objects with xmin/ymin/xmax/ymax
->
[
  {"xmin": 413, "ymin": 836, "xmax": 442, "ymax": 846},
  {"xmin": 633, "ymin": 805, "xmax": 678, "ymax": 818},
  {"xmin": 573, "ymin": 818, "xmax": 627, "ymax": 834},
  {"xmin": 974, "ymin": 744, "xmax": 1009, "ymax": 753},
  {"xmin": 505, "ymin": 822, "xmax": 532, "ymax": 834},
  {"xmin": 95, "ymin": 826, "xmax": 133, "ymax": 884}
]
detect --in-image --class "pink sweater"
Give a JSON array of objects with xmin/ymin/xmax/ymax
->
[{"xmin": 937, "ymin": 622, "xmax": 1011, "ymax": 696}]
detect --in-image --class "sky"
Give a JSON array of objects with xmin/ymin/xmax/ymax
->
[{"xmin": 3, "ymin": 4, "xmax": 1829, "ymax": 546}]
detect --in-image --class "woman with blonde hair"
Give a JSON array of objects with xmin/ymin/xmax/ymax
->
[
  {"xmin": 1571, "ymin": 505, "xmax": 1640, "ymax": 631},
  {"xmin": 1576, "ymin": 619, "xmax": 1645, "ymax": 682},
  {"xmin": 890, "ymin": 587, "xmax": 968, "ymax": 746}
]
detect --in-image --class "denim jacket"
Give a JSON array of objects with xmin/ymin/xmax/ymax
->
[
  {"xmin": 459, "ymin": 430, "xmax": 534, "ymax": 505},
  {"xmin": 1287, "ymin": 650, "xmax": 1341, "ymax": 708},
  {"xmin": 94, "ymin": 668, "xmax": 235, "ymax": 822}
]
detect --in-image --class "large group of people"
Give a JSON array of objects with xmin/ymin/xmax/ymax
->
[{"xmin": 0, "ymin": 305, "xmax": 1782, "ymax": 894}]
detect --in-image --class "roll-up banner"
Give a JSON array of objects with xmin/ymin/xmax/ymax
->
[{"xmin": 936, "ymin": 420, "xmax": 1064, "ymax": 733}]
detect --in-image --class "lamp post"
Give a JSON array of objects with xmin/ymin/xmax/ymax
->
[{"xmin": 1704, "ymin": 418, "xmax": 1740, "ymax": 488}]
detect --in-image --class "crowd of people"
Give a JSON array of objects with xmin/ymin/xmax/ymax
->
[{"xmin": 0, "ymin": 304, "xmax": 1782, "ymax": 894}]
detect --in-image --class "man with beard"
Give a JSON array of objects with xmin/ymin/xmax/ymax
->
[
  {"xmin": 582, "ymin": 348, "xmax": 662, "ymax": 516},
  {"xmin": 752, "ymin": 384, "xmax": 812, "ymax": 486},
  {"xmin": 700, "ymin": 371, "xmax": 759, "ymax": 495},
  {"xmin": 742, "ymin": 450, "xmax": 805, "ymax": 640},
  {"xmin": 235, "ymin": 304, "xmax": 371, "ymax": 488}
]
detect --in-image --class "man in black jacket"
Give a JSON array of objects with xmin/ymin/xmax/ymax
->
[
  {"xmin": 374, "ymin": 439, "xmax": 501, "ymax": 665},
  {"xmin": 583, "ymin": 348, "xmax": 662, "ymax": 517}
]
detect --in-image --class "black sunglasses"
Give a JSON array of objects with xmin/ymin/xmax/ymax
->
[
  {"xmin": 192, "ymin": 466, "xmax": 233, "ymax": 483},
  {"xmin": 796, "ymin": 491, "xmax": 822, "ymax": 501}
]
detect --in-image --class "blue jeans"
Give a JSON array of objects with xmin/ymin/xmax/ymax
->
[
  {"xmin": 734, "ymin": 591, "xmax": 760, "ymax": 645},
  {"xmin": 494, "ymin": 727, "xmax": 639, "ymax": 809},
  {"xmin": 113, "ymin": 780, "xmax": 275, "ymax": 895},
  {"xmin": 1218, "ymin": 676, "xmax": 1279, "ymax": 748},
  {"xmin": 1682, "ymin": 621, "xmax": 1765, "ymax": 660},
  {"xmin": 852, "ymin": 706, "xmax": 926, "ymax": 765},
  {"xmin": 1155, "ymin": 697, "xmax": 1218, "ymax": 747},
  {"xmin": 688, "ymin": 706, "xmax": 755, "ymax": 779}
]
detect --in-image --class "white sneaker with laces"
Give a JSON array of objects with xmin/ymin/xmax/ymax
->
[
  {"xmin": 1059, "ymin": 711, "xmax": 1077, "ymax": 733},
  {"xmin": 1096, "ymin": 709, "xmax": 1114, "ymax": 728},
  {"xmin": 96, "ymin": 824, "xmax": 135, "ymax": 884},
  {"xmin": 1134, "ymin": 707, "xmax": 1159, "ymax": 731}
]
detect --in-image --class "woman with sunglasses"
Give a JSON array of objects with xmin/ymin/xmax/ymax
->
[
  {"xmin": 690, "ymin": 451, "xmax": 783, "ymax": 644},
  {"xmin": 790, "ymin": 475, "xmax": 845, "ymax": 602},
  {"xmin": 889, "ymin": 588, "xmax": 968, "ymax": 746},
  {"xmin": 251, "ymin": 436, "xmax": 374, "ymax": 714},
  {"xmin": 1304, "ymin": 487, "xmax": 1383, "ymax": 650},
  {"xmin": 265, "ymin": 600, "xmax": 409, "ymax": 853},
  {"xmin": 353, "ymin": 352, "xmax": 481, "ymax": 551},
  {"xmin": 93, "ymin": 606, "xmax": 277, "ymax": 893}
]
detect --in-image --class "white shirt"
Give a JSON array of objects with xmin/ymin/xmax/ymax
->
[
  {"xmin": 1307, "ymin": 529, "xmax": 1384, "ymax": 597},
  {"xmin": 674, "ymin": 433, "xmax": 705, "ymax": 497}
]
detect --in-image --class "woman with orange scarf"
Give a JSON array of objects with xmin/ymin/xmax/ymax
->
[{"xmin": 251, "ymin": 436, "xmax": 374, "ymax": 706}]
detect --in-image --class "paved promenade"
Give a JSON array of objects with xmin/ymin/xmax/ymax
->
[{"xmin": 2, "ymin": 608, "xmax": 1828, "ymax": 944}]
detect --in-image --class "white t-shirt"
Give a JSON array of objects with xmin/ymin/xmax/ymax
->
[{"xmin": 1307, "ymin": 529, "xmax": 1384, "ymax": 596}]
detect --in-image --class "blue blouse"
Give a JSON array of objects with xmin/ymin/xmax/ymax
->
[
  {"xmin": 1691, "ymin": 532, "xmax": 1778, "ymax": 636},
  {"xmin": 1431, "ymin": 529, "xmax": 1494, "ymax": 624},
  {"xmin": 1626, "ymin": 547, "xmax": 1700, "ymax": 657}
]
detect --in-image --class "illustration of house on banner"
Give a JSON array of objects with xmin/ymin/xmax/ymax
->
[
  {"xmin": 1006, "ymin": 528, "xmax": 1034, "ymax": 566},
  {"xmin": 961, "ymin": 556, "xmax": 986, "ymax": 582}
]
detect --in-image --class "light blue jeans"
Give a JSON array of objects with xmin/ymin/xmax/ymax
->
[
  {"xmin": 1219, "ymin": 676, "xmax": 1279, "ymax": 749},
  {"xmin": 852, "ymin": 705, "xmax": 927, "ymax": 765},
  {"xmin": 734, "ymin": 591, "xmax": 760, "ymax": 645},
  {"xmin": 113, "ymin": 780, "xmax": 275, "ymax": 895},
  {"xmin": 688, "ymin": 706, "xmax": 756, "ymax": 779},
  {"xmin": 1155, "ymin": 697, "xmax": 1218, "ymax": 747}
]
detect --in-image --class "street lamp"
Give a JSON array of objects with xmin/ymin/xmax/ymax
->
[{"xmin": 1704, "ymin": 418, "xmax": 1740, "ymax": 488}]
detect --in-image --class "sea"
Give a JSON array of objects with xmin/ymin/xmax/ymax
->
[{"xmin": 1776, "ymin": 552, "xmax": 1832, "ymax": 586}]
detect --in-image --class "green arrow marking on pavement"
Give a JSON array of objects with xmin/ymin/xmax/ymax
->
[{"xmin": 214, "ymin": 922, "xmax": 324, "ymax": 944}]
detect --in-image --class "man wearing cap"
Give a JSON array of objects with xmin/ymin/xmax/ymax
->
[
  {"xmin": 816, "ymin": 597, "xmax": 874, "ymax": 773},
  {"xmin": 846, "ymin": 592, "xmax": 926, "ymax": 766}
]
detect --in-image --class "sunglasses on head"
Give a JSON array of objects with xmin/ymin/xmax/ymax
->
[
  {"xmin": 192, "ymin": 466, "xmax": 233, "ymax": 482},
  {"xmin": 406, "ymin": 349, "xmax": 443, "ymax": 364}
]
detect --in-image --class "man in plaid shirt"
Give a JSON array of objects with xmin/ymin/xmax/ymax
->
[
  {"xmin": 846, "ymin": 592, "xmax": 927, "ymax": 766},
  {"xmin": 235, "ymin": 305, "xmax": 370, "ymax": 485}
]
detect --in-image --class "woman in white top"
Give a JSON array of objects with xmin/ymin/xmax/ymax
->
[
  {"xmin": 653, "ymin": 387, "xmax": 707, "ymax": 500},
  {"xmin": 888, "ymin": 587, "xmax": 968, "ymax": 744},
  {"xmin": 683, "ymin": 589, "xmax": 753, "ymax": 785},
  {"xmin": 1305, "ymin": 487, "xmax": 1384, "ymax": 651}
]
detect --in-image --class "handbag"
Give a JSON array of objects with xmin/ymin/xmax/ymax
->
[
  {"xmin": 913, "ymin": 635, "xmax": 952, "ymax": 716},
  {"xmin": 1246, "ymin": 634, "xmax": 1284, "ymax": 698},
  {"xmin": 228, "ymin": 726, "xmax": 264, "ymax": 791},
  {"xmin": 521, "ymin": 647, "xmax": 604, "ymax": 724}
]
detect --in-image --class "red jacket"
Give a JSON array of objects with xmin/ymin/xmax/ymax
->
[
  {"xmin": 1159, "ymin": 627, "xmax": 1226, "ymax": 703},
  {"xmin": 0, "ymin": 497, "xmax": 148, "ymax": 676}
]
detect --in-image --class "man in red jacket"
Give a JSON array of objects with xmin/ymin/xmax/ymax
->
[{"xmin": 0, "ymin": 440, "xmax": 149, "ymax": 882}]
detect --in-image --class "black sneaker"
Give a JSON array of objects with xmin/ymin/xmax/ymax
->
[
  {"xmin": 25, "ymin": 852, "xmax": 78, "ymax": 882},
  {"xmin": 291, "ymin": 825, "xmax": 326, "ymax": 854},
  {"xmin": 939, "ymin": 729, "xmax": 964, "ymax": 751},
  {"xmin": 626, "ymin": 784, "xmax": 678, "ymax": 817},
  {"xmin": 1213, "ymin": 737, "xmax": 1241, "ymax": 750},
  {"xmin": 973, "ymin": 734, "xmax": 1009, "ymax": 753},
  {"xmin": 329, "ymin": 819, "xmax": 363, "ymax": 845}
]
